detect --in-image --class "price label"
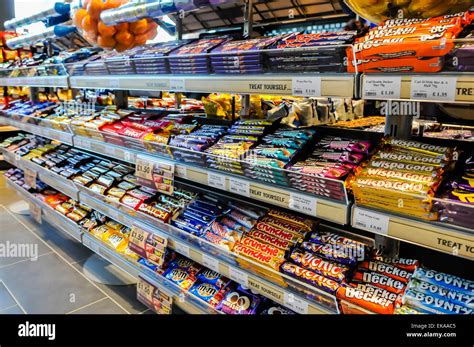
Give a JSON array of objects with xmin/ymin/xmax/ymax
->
[
  {"xmin": 289, "ymin": 192, "xmax": 317, "ymax": 216},
  {"xmin": 411, "ymin": 76, "xmax": 457, "ymax": 101},
  {"xmin": 202, "ymin": 254, "xmax": 219, "ymax": 272},
  {"xmin": 353, "ymin": 207, "xmax": 389, "ymax": 235},
  {"xmin": 135, "ymin": 155, "xmax": 154, "ymax": 181},
  {"xmin": 174, "ymin": 242, "xmax": 190, "ymax": 258},
  {"xmin": 137, "ymin": 278, "xmax": 155, "ymax": 302},
  {"xmin": 283, "ymin": 292, "xmax": 308, "ymax": 314},
  {"xmin": 229, "ymin": 177, "xmax": 250, "ymax": 197},
  {"xmin": 292, "ymin": 77, "xmax": 321, "ymax": 97},
  {"xmin": 207, "ymin": 172, "xmax": 226, "ymax": 191},
  {"xmin": 169, "ymin": 78, "xmax": 185, "ymax": 92},
  {"xmin": 29, "ymin": 203, "xmax": 42, "ymax": 224},
  {"xmin": 129, "ymin": 225, "xmax": 150, "ymax": 250},
  {"xmin": 363, "ymin": 76, "xmax": 401, "ymax": 99},
  {"xmin": 24, "ymin": 168, "xmax": 37, "ymax": 189},
  {"xmin": 175, "ymin": 165, "xmax": 188, "ymax": 179},
  {"xmin": 228, "ymin": 267, "xmax": 248, "ymax": 286}
]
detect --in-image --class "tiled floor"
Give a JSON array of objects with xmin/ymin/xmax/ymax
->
[{"xmin": 0, "ymin": 175, "xmax": 150, "ymax": 314}]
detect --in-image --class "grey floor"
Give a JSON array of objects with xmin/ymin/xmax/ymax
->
[{"xmin": 0, "ymin": 174, "xmax": 151, "ymax": 314}]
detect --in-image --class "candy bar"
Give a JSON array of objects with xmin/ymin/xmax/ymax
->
[
  {"xmin": 412, "ymin": 267, "xmax": 474, "ymax": 296},
  {"xmin": 352, "ymin": 270, "xmax": 406, "ymax": 294},
  {"xmin": 216, "ymin": 284, "xmax": 262, "ymax": 314},
  {"xmin": 280, "ymin": 262, "xmax": 340, "ymax": 295},
  {"xmin": 370, "ymin": 254, "xmax": 419, "ymax": 272},
  {"xmin": 289, "ymin": 249, "xmax": 349, "ymax": 282},
  {"xmin": 300, "ymin": 241, "xmax": 360, "ymax": 266},
  {"xmin": 232, "ymin": 243, "xmax": 283, "ymax": 270},
  {"xmin": 239, "ymin": 235, "xmax": 286, "ymax": 259},
  {"xmin": 403, "ymin": 289, "xmax": 472, "ymax": 314},
  {"xmin": 245, "ymin": 228, "xmax": 295, "ymax": 250},
  {"xmin": 359, "ymin": 261, "xmax": 412, "ymax": 283},
  {"xmin": 407, "ymin": 278, "xmax": 473, "ymax": 308},
  {"xmin": 267, "ymin": 210, "xmax": 317, "ymax": 231},
  {"xmin": 337, "ymin": 286, "xmax": 395, "ymax": 314},
  {"xmin": 255, "ymin": 221, "xmax": 304, "ymax": 244}
]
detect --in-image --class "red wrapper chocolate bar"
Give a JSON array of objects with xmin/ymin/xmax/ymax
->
[
  {"xmin": 255, "ymin": 220, "xmax": 304, "ymax": 244},
  {"xmin": 289, "ymin": 249, "xmax": 350, "ymax": 282},
  {"xmin": 359, "ymin": 261, "xmax": 412, "ymax": 283},
  {"xmin": 239, "ymin": 235, "xmax": 286, "ymax": 259},
  {"xmin": 267, "ymin": 210, "xmax": 317, "ymax": 231},
  {"xmin": 202, "ymin": 231, "xmax": 236, "ymax": 251},
  {"xmin": 349, "ymin": 56, "xmax": 444, "ymax": 73},
  {"xmin": 300, "ymin": 241, "xmax": 360, "ymax": 266},
  {"xmin": 337, "ymin": 286, "xmax": 395, "ymax": 314},
  {"xmin": 280, "ymin": 261, "xmax": 340, "ymax": 295},
  {"xmin": 363, "ymin": 22, "xmax": 463, "ymax": 42},
  {"xmin": 245, "ymin": 228, "xmax": 295, "ymax": 250},
  {"xmin": 370, "ymin": 253, "xmax": 419, "ymax": 272},
  {"xmin": 352, "ymin": 270, "xmax": 406, "ymax": 294},
  {"xmin": 138, "ymin": 202, "xmax": 172, "ymax": 222},
  {"xmin": 232, "ymin": 243, "xmax": 284, "ymax": 270}
]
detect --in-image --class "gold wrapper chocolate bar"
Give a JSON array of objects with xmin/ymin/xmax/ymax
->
[
  {"xmin": 254, "ymin": 221, "xmax": 305, "ymax": 244},
  {"xmin": 352, "ymin": 177, "xmax": 433, "ymax": 195},
  {"xmin": 267, "ymin": 210, "xmax": 318, "ymax": 231},
  {"xmin": 358, "ymin": 167, "xmax": 439, "ymax": 184},
  {"xmin": 383, "ymin": 138, "xmax": 454, "ymax": 158},
  {"xmin": 239, "ymin": 235, "xmax": 286, "ymax": 260},
  {"xmin": 245, "ymin": 228, "xmax": 295, "ymax": 250},
  {"xmin": 372, "ymin": 149, "xmax": 447, "ymax": 167},
  {"xmin": 233, "ymin": 243, "xmax": 284, "ymax": 271},
  {"xmin": 259, "ymin": 216, "xmax": 308, "ymax": 236}
]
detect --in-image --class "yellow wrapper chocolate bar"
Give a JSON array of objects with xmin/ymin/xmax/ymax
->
[
  {"xmin": 357, "ymin": 167, "xmax": 439, "ymax": 184},
  {"xmin": 267, "ymin": 210, "xmax": 317, "ymax": 231},
  {"xmin": 233, "ymin": 242, "xmax": 284, "ymax": 271},
  {"xmin": 383, "ymin": 138, "xmax": 454, "ymax": 158}
]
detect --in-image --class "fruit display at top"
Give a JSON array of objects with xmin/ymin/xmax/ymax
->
[
  {"xmin": 344, "ymin": 0, "xmax": 473, "ymax": 24},
  {"xmin": 72, "ymin": 0, "xmax": 158, "ymax": 51}
]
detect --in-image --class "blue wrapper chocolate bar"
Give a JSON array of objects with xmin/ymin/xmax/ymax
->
[
  {"xmin": 403, "ymin": 289, "xmax": 473, "ymax": 314},
  {"xmin": 413, "ymin": 267, "xmax": 474, "ymax": 296},
  {"xmin": 300, "ymin": 241, "xmax": 360, "ymax": 266},
  {"xmin": 408, "ymin": 278, "xmax": 474, "ymax": 308}
]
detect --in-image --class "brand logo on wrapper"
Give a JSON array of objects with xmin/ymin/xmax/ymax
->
[
  {"xmin": 57, "ymin": 100, "xmax": 95, "ymax": 115},
  {"xmin": 0, "ymin": 242, "xmax": 38, "ymax": 261},
  {"xmin": 18, "ymin": 322, "xmax": 55, "ymax": 341}
]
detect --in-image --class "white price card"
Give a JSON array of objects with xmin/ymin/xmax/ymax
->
[
  {"xmin": 174, "ymin": 242, "xmax": 190, "ymax": 258},
  {"xmin": 229, "ymin": 177, "xmax": 250, "ymax": 197},
  {"xmin": 411, "ymin": 76, "xmax": 457, "ymax": 101},
  {"xmin": 228, "ymin": 267, "xmax": 248, "ymax": 286},
  {"xmin": 202, "ymin": 254, "xmax": 219, "ymax": 272},
  {"xmin": 289, "ymin": 192, "xmax": 317, "ymax": 216},
  {"xmin": 207, "ymin": 172, "xmax": 226, "ymax": 191},
  {"xmin": 137, "ymin": 278, "xmax": 155, "ymax": 302},
  {"xmin": 175, "ymin": 165, "xmax": 188, "ymax": 179},
  {"xmin": 353, "ymin": 207, "xmax": 389, "ymax": 235},
  {"xmin": 363, "ymin": 76, "xmax": 401, "ymax": 99},
  {"xmin": 24, "ymin": 168, "xmax": 37, "ymax": 189},
  {"xmin": 169, "ymin": 78, "xmax": 186, "ymax": 92},
  {"xmin": 284, "ymin": 292, "xmax": 308, "ymax": 314},
  {"xmin": 292, "ymin": 77, "xmax": 321, "ymax": 97},
  {"xmin": 29, "ymin": 203, "xmax": 42, "ymax": 224},
  {"xmin": 135, "ymin": 155, "xmax": 154, "ymax": 181}
]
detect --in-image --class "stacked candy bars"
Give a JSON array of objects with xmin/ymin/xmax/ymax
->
[
  {"xmin": 401, "ymin": 267, "xmax": 473, "ymax": 314},
  {"xmin": 209, "ymin": 36, "xmax": 280, "ymax": 74},
  {"xmin": 267, "ymin": 32, "xmax": 355, "ymax": 73},
  {"xmin": 347, "ymin": 12, "xmax": 471, "ymax": 73},
  {"xmin": 167, "ymin": 38, "xmax": 228, "ymax": 74},
  {"xmin": 288, "ymin": 135, "xmax": 372, "ymax": 201},
  {"xmin": 243, "ymin": 127, "xmax": 316, "ymax": 186},
  {"xmin": 337, "ymin": 252, "xmax": 417, "ymax": 314},
  {"xmin": 435, "ymin": 150, "xmax": 474, "ymax": 229},
  {"xmin": 204, "ymin": 119, "xmax": 272, "ymax": 175},
  {"xmin": 350, "ymin": 138, "xmax": 456, "ymax": 220},
  {"xmin": 132, "ymin": 40, "xmax": 191, "ymax": 74}
]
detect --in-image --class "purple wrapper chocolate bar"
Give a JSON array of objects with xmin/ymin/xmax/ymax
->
[
  {"xmin": 211, "ymin": 36, "xmax": 281, "ymax": 55},
  {"xmin": 169, "ymin": 38, "xmax": 229, "ymax": 57}
]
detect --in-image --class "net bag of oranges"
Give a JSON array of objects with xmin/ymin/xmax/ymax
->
[{"xmin": 72, "ymin": 0, "xmax": 158, "ymax": 51}]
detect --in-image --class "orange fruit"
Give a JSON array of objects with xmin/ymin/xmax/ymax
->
[
  {"xmin": 115, "ymin": 41, "xmax": 134, "ymax": 52},
  {"xmin": 115, "ymin": 22, "xmax": 129, "ymax": 32},
  {"xmin": 74, "ymin": 9, "xmax": 88, "ymax": 29},
  {"xmin": 130, "ymin": 19, "xmax": 149, "ymax": 35},
  {"xmin": 97, "ymin": 35, "xmax": 116, "ymax": 49},
  {"xmin": 82, "ymin": 14, "xmax": 98, "ymax": 34},
  {"xmin": 145, "ymin": 27, "xmax": 157, "ymax": 40},
  {"xmin": 98, "ymin": 20, "xmax": 116, "ymax": 37},
  {"xmin": 115, "ymin": 30, "xmax": 134, "ymax": 46},
  {"xmin": 103, "ymin": 0, "xmax": 124, "ymax": 9},
  {"xmin": 87, "ymin": 0, "xmax": 104, "ymax": 21},
  {"xmin": 147, "ymin": 20, "xmax": 158, "ymax": 30},
  {"xmin": 134, "ymin": 33, "xmax": 148, "ymax": 46},
  {"xmin": 84, "ymin": 31, "xmax": 98, "ymax": 43}
]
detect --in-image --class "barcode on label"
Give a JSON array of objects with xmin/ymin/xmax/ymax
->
[
  {"xmin": 293, "ymin": 89, "xmax": 303, "ymax": 95},
  {"xmin": 365, "ymin": 91, "xmax": 377, "ymax": 96},
  {"xmin": 413, "ymin": 93, "xmax": 427, "ymax": 98}
]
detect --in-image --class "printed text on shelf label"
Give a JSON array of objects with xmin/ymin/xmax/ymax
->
[
  {"xmin": 202, "ymin": 254, "xmax": 219, "ymax": 272},
  {"xmin": 208, "ymin": 173, "xmax": 226, "ymax": 190},
  {"xmin": 284, "ymin": 292, "xmax": 308, "ymax": 314},
  {"xmin": 289, "ymin": 192, "xmax": 317, "ymax": 216},
  {"xmin": 229, "ymin": 177, "xmax": 250, "ymax": 197},
  {"xmin": 411, "ymin": 76, "xmax": 457, "ymax": 102},
  {"xmin": 354, "ymin": 208, "xmax": 389, "ymax": 235},
  {"xmin": 292, "ymin": 77, "xmax": 321, "ymax": 97},
  {"xmin": 229, "ymin": 267, "xmax": 248, "ymax": 286},
  {"xmin": 364, "ymin": 76, "xmax": 401, "ymax": 99}
]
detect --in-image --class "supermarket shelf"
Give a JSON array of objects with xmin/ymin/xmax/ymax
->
[
  {"xmin": 351, "ymin": 206, "xmax": 474, "ymax": 261},
  {"xmin": 361, "ymin": 73, "xmax": 474, "ymax": 103},
  {"xmin": 73, "ymin": 135, "xmax": 350, "ymax": 225},
  {"xmin": 0, "ymin": 75, "xmax": 69, "ymax": 88},
  {"xmin": 0, "ymin": 116, "xmax": 73, "ymax": 145},
  {"xmin": 69, "ymin": 73, "xmax": 356, "ymax": 98},
  {"xmin": 78, "ymin": 187, "xmax": 338, "ymax": 314}
]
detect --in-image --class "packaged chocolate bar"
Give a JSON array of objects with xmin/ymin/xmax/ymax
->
[
  {"xmin": 337, "ymin": 285, "xmax": 395, "ymax": 314},
  {"xmin": 216, "ymin": 283, "xmax": 262, "ymax": 314},
  {"xmin": 407, "ymin": 279, "xmax": 473, "ymax": 309},
  {"xmin": 403, "ymin": 289, "xmax": 472, "ymax": 314},
  {"xmin": 300, "ymin": 241, "xmax": 360, "ymax": 266},
  {"xmin": 289, "ymin": 249, "xmax": 350, "ymax": 282},
  {"xmin": 352, "ymin": 270, "xmax": 406, "ymax": 294},
  {"xmin": 412, "ymin": 267, "xmax": 474, "ymax": 296},
  {"xmin": 232, "ymin": 242, "xmax": 284, "ymax": 270},
  {"xmin": 280, "ymin": 261, "xmax": 340, "ymax": 295},
  {"xmin": 359, "ymin": 260, "xmax": 412, "ymax": 283}
]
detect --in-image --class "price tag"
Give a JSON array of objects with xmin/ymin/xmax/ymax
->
[
  {"xmin": 292, "ymin": 77, "xmax": 321, "ymax": 97},
  {"xmin": 169, "ymin": 78, "xmax": 185, "ymax": 92},
  {"xmin": 228, "ymin": 267, "xmax": 248, "ymax": 286},
  {"xmin": 137, "ymin": 278, "xmax": 155, "ymax": 302},
  {"xmin": 202, "ymin": 254, "xmax": 219, "ymax": 272},
  {"xmin": 129, "ymin": 225, "xmax": 150, "ymax": 250},
  {"xmin": 29, "ymin": 203, "xmax": 42, "ymax": 224},
  {"xmin": 24, "ymin": 168, "xmax": 37, "ymax": 189},
  {"xmin": 283, "ymin": 292, "xmax": 308, "ymax": 314},
  {"xmin": 411, "ymin": 76, "xmax": 457, "ymax": 101},
  {"xmin": 135, "ymin": 155, "xmax": 154, "ymax": 181},
  {"xmin": 289, "ymin": 192, "xmax": 317, "ymax": 216},
  {"xmin": 175, "ymin": 165, "xmax": 188, "ymax": 179},
  {"xmin": 174, "ymin": 242, "xmax": 190, "ymax": 258},
  {"xmin": 353, "ymin": 207, "xmax": 389, "ymax": 235},
  {"xmin": 207, "ymin": 172, "xmax": 226, "ymax": 191},
  {"xmin": 229, "ymin": 177, "xmax": 250, "ymax": 197},
  {"xmin": 363, "ymin": 76, "xmax": 401, "ymax": 99}
]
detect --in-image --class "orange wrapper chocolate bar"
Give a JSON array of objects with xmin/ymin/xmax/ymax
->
[
  {"xmin": 348, "ymin": 56, "xmax": 444, "ymax": 73},
  {"xmin": 336, "ymin": 286, "xmax": 395, "ymax": 314}
]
